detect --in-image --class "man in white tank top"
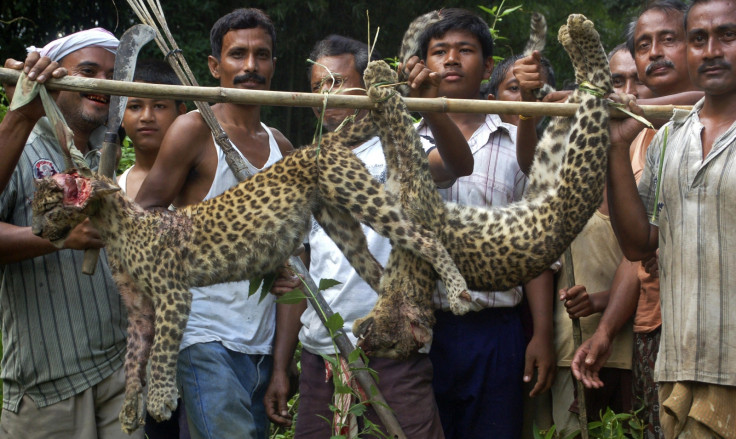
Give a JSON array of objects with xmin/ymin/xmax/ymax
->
[{"xmin": 136, "ymin": 9, "xmax": 301, "ymax": 439}]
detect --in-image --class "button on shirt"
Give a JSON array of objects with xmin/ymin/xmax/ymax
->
[{"xmin": 416, "ymin": 113, "xmax": 527, "ymax": 311}]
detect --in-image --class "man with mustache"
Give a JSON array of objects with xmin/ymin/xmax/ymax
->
[
  {"xmin": 628, "ymin": 0, "xmax": 696, "ymax": 98},
  {"xmin": 136, "ymin": 9, "xmax": 300, "ymax": 439},
  {"xmin": 573, "ymin": 0, "xmax": 736, "ymax": 437},
  {"xmin": 569, "ymin": 3, "xmax": 698, "ymax": 438},
  {"xmin": 0, "ymin": 29, "xmax": 143, "ymax": 438}
]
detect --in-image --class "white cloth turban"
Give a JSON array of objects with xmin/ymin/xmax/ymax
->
[{"xmin": 27, "ymin": 27, "xmax": 119, "ymax": 62}]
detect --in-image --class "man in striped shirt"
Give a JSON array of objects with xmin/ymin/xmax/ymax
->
[
  {"xmin": 0, "ymin": 30, "xmax": 139, "ymax": 438},
  {"xmin": 573, "ymin": 0, "xmax": 736, "ymax": 437}
]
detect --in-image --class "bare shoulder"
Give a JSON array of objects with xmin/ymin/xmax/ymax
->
[
  {"xmin": 165, "ymin": 111, "xmax": 211, "ymax": 146},
  {"xmin": 156, "ymin": 111, "xmax": 213, "ymax": 166},
  {"xmin": 267, "ymin": 126, "xmax": 294, "ymax": 156}
]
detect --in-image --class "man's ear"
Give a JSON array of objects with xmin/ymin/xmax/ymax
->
[
  {"xmin": 483, "ymin": 56, "xmax": 494, "ymax": 80},
  {"xmin": 208, "ymin": 55, "xmax": 220, "ymax": 79},
  {"xmin": 177, "ymin": 102, "xmax": 187, "ymax": 115},
  {"xmin": 487, "ymin": 93, "xmax": 497, "ymax": 101}
]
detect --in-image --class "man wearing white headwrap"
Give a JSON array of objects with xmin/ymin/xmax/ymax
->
[
  {"xmin": 0, "ymin": 27, "xmax": 119, "ymax": 191},
  {"xmin": 28, "ymin": 27, "xmax": 119, "ymax": 62},
  {"xmin": 0, "ymin": 30, "xmax": 143, "ymax": 439}
]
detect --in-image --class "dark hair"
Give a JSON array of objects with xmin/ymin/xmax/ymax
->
[
  {"xmin": 485, "ymin": 55, "xmax": 521, "ymax": 98},
  {"xmin": 627, "ymin": 0, "xmax": 688, "ymax": 57},
  {"xmin": 418, "ymin": 8, "xmax": 494, "ymax": 61},
  {"xmin": 607, "ymin": 43, "xmax": 629, "ymax": 61},
  {"xmin": 133, "ymin": 59, "xmax": 184, "ymax": 107},
  {"xmin": 484, "ymin": 54, "xmax": 556, "ymax": 98},
  {"xmin": 210, "ymin": 8, "xmax": 276, "ymax": 60},
  {"xmin": 307, "ymin": 34, "xmax": 382, "ymax": 81}
]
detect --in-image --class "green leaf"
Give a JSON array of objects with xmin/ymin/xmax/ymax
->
[
  {"xmin": 319, "ymin": 278, "xmax": 342, "ymax": 291},
  {"xmin": 348, "ymin": 348, "xmax": 363, "ymax": 364},
  {"xmin": 249, "ymin": 276, "xmax": 264, "ymax": 296},
  {"xmin": 348, "ymin": 403, "xmax": 367, "ymax": 416},
  {"xmin": 499, "ymin": 5, "xmax": 523, "ymax": 17},
  {"xmin": 275, "ymin": 288, "xmax": 308, "ymax": 304},
  {"xmin": 257, "ymin": 272, "xmax": 278, "ymax": 303},
  {"xmin": 532, "ymin": 421, "xmax": 543, "ymax": 439},
  {"xmin": 325, "ymin": 313, "xmax": 344, "ymax": 333},
  {"xmin": 334, "ymin": 382, "xmax": 353, "ymax": 395},
  {"xmin": 320, "ymin": 353, "xmax": 338, "ymax": 368}
]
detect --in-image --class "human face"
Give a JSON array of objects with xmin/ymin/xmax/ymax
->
[
  {"xmin": 686, "ymin": 0, "xmax": 736, "ymax": 97},
  {"xmin": 488, "ymin": 68, "xmax": 521, "ymax": 125},
  {"xmin": 310, "ymin": 54, "xmax": 366, "ymax": 132},
  {"xmin": 609, "ymin": 49, "xmax": 652, "ymax": 98},
  {"xmin": 55, "ymin": 46, "xmax": 115, "ymax": 131},
  {"xmin": 208, "ymin": 27, "xmax": 275, "ymax": 91},
  {"xmin": 494, "ymin": 68, "xmax": 522, "ymax": 102},
  {"xmin": 122, "ymin": 85, "xmax": 184, "ymax": 152},
  {"xmin": 633, "ymin": 9, "xmax": 690, "ymax": 96},
  {"xmin": 424, "ymin": 29, "xmax": 493, "ymax": 99}
]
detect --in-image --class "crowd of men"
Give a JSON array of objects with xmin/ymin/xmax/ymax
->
[{"xmin": 0, "ymin": 0, "xmax": 734, "ymax": 438}]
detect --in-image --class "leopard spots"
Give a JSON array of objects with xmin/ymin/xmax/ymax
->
[
  {"xmin": 30, "ymin": 117, "xmax": 467, "ymax": 432},
  {"xmin": 353, "ymin": 14, "xmax": 612, "ymax": 358}
]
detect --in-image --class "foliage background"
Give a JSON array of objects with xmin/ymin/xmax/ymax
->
[{"xmin": 2, "ymin": 1, "xmax": 643, "ymax": 146}]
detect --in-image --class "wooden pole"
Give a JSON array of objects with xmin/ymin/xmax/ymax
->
[
  {"xmin": 563, "ymin": 248, "xmax": 589, "ymax": 439},
  {"xmin": 0, "ymin": 67, "xmax": 691, "ymax": 118}
]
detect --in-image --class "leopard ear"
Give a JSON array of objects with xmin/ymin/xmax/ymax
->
[{"xmin": 90, "ymin": 179, "xmax": 121, "ymax": 201}]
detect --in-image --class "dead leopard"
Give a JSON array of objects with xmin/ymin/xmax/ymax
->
[
  {"xmin": 353, "ymin": 14, "xmax": 613, "ymax": 358},
  {"xmin": 30, "ymin": 125, "xmax": 469, "ymax": 433}
]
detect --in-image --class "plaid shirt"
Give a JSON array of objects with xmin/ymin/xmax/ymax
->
[{"xmin": 417, "ymin": 114, "xmax": 527, "ymax": 311}]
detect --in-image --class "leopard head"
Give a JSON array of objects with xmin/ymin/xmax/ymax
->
[
  {"xmin": 31, "ymin": 170, "xmax": 119, "ymax": 248},
  {"xmin": 352, "ymin": 290, "xmax": 434, "ymax": 360}
]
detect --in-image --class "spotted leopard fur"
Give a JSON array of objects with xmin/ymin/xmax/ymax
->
[
  {"xmin": 524, "ymin": 12, "xmax": 555, "ymax": 100},
  {"xmin": 30, "ymin": 127, "xmax": 469, "ymax": 432},
  {"xmin": 396, "ymin": 10, "xmax": 441, "ymax": 96},
  {"xmin": 353, "ymin": 14, "xmax": 612, "ymax": 358}
]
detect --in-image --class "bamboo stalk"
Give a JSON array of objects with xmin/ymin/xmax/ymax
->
[
  {"xmin": 563, "ymin": 248, "xmax": 589, "ymax": 439},
  {"xmin": 0, "ymin": 67, "xmax": 691, "ymax": 118}
]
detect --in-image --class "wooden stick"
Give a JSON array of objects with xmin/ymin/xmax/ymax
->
[
  {"xmin": 563, "ymin": 248, "xmax": 589, "ymax": 439},
  {"xmin": 288, "ymin": 261, "xmax": 406, "ymax": 439},
  {"xmin": 0, "ymin": 67, "xmax": 691, "ymax": 118}
]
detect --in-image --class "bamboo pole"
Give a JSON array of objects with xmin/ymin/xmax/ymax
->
[
  {"xmin": 0, "ymin": 67, "xmax": 691, "ymax": 118},
  {"xmin": 563, "ymin": 248, "xmax": 589, "ymax": 439}
]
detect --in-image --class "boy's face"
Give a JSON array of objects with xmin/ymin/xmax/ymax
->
[
  {"xmin": 122, "ymin": 88, "xmax": 185, "ymax": 152},
  {"xmin": 494, "ymin": 68, "xmax": 522, "ymax": 102},
  {"xmin": 424, "ymin": 29, "xmax": 493, "ymax": 99},
  {"xmin": 488, "ymin": 68, "xmax": 521, "ymax": 125}
]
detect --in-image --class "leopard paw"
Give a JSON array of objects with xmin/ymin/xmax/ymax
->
[
  {"xmin": 119, "ymin": 389, "xmax": 146, "ymax": 434},
  {"xmin": 447, "ymin": 289, "xmax": 473, "ymax": 315},
  {"xmin": 146, "ymin": 383, "xmax": 179, "ymax": 422}
]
